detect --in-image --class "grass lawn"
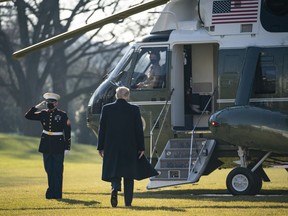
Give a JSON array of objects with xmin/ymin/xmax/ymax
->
[{"xmin": 0, "ymin": 133, "xmax": 287, "ymax": 216}]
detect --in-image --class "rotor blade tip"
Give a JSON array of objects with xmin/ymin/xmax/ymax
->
[{"xmin": 12, "ymin": 52, "xmax": 24, "ymax": 59}]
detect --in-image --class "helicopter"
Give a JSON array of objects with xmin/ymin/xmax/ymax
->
[{"xmin": 13, "ymin": 0, "xmax": 288, "ymax": 195}]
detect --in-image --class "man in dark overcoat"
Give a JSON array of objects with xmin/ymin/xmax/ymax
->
[
  {"xmin": 97, "ymin": 86, "xmax": 157, "ymax": 207},
  {"xmin": 25, "ymin": 92, "xmax": 71, "ymax": 199}
]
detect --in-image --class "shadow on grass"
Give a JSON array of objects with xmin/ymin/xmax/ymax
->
[
  {"xmin": 134, "ymin": 188, "xmax": 228, "ymax": 198},
  {"xmin": 64, "ymin": 192, "xmax": 99, "ymax": 195},
  {"xmin": 64, "ymin": 188, "xmax": 288, "ymax": 205},
  {"xmin": 132, "ymin": 188, "xmax": 288, "ymax": 203},
  {"xmin": 123, "ymin": 204, "xmax": 288, "ymax": 211},
  {"xmin": 58, "ymin": 198, "xmax": 100, "ymax": 206},
  {"xmin": 117, "ymin": 206, "xmax": 186, "ymax": 211},
  {"xmin": 0, "ymin": 205, "xmax": 185, "ymax": 212}
]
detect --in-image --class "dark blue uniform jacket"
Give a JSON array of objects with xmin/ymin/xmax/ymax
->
[{"xmin": 25, "ymin": 107, "xmax": 71, "ymax": 154}]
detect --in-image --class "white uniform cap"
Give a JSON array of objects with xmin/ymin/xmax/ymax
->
[{"xmin": 43, "ymin": 92, "xmax": 60, "ymax": 101}]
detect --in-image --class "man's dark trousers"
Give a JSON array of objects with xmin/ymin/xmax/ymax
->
[
  {"xmin": 112, "ymin": 178, "xmax": 134, "ymax": 206},
  {"xmin": 43, "ymin": 153, "xmax": 64, "ymax": 199}
]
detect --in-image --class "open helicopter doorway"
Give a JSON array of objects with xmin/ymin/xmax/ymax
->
[{"xmin": 171, "ymin": 43, "xmax": 218, "ymax": 131}]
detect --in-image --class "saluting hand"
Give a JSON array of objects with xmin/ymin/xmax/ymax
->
[{"xmin": 35, "ymin": 101, "xmax": 46, "ymax": 109}]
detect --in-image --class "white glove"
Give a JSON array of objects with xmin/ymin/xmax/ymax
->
[
  {"xmin": 64, "ymin": 150, "xmax": 70, "ymax": 155},
  {"xmin": 35, "ymin": 101, "xmax": 46, "ymax": 109}
]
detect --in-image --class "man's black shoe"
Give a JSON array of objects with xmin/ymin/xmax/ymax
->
[{"xmin": 110, "ymin": 190, "xmax": 118, "ymax": 207}]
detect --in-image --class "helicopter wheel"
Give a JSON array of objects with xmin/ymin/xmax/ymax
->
[{"xmin": 226, "ymin": 167, "xmax": 256, "ymax": 195}]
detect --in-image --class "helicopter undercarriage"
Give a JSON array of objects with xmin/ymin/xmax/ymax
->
[{"xmin": 226, "ymin": 147, "xmax": 270, "ymax": 195}]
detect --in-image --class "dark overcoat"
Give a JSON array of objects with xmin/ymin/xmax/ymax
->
[{"xmin": 97, "ymin": 99, "xmax": 157, "ymax": 181}]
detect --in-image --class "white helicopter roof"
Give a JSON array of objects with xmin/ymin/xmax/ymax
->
[{"xmin": 151, "ymin": 0, "xmax": 288, "ymax": 48}]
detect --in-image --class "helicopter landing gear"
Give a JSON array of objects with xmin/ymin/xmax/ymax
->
[
  {"xmin": 226, "ymin": 167, "xmax": 255, "ymax": 195},
  {"xmin": 226, "ymin": 147, "xmax": 271, "ymax": 195},
  {"xmin": 226, "ymin": 167, "xmax": 263, "ymax": 195}
]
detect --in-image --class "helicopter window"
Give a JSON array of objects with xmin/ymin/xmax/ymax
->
[
  {"xmin": 130, "ymin": 47, "xmax": 168, "ymax": 89},
  {"xmin": 263, "ymin": 0, "xmax": 288, "ymax": 16},
  {"xmin": 254, "ymin": 63, "xmax": 276, "ymax": 94},
  {"xmin": 110, "ymin": 58, "xmax": 132, "ymax": 86},
  {"xmin": 218, "ymin": 52, "xmax": 243, "ymax": 100},
  {"xmin": 108, "ymin": 47, "xmax": 134, "ymax": 85},
  {"xmin": 261, "ymin": 0, "xmax": 288, "ymax": 32}
]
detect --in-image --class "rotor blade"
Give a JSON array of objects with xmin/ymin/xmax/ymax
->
[{"xmin": 12, "ymin": 0, "xmax": 169, "ymax": 59}]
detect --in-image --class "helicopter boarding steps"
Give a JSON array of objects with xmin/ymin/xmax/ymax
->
[{"xmin": 147, "ymin": 138, "xmax": 216, "ymax": 189}]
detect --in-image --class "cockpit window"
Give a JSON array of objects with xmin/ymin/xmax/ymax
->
[
  {"xmin": 130, "ymin": 47, "xmax": 168, "ymax": 89},
  {"xmin": 108, "ymin": 47, "xmax": 135, "ymax": 86}
]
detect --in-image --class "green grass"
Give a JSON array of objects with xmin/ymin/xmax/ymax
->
[{"xmin": 0, "ymin": 133, "xmax": 287, "ymax": 216}]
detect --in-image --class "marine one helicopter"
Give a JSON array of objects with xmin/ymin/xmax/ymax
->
[{"xmin": 13, "ymin": 0, "xmax": 288, "ymax": 195}]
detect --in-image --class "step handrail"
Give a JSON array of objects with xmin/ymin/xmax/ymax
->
[
  {"xmin": 150, "ymin": 88, "xmax": 174, "ymax": 163},
  {"xmin": 188, "ymin": 90, "xmax": 216, "ymax": 173}
]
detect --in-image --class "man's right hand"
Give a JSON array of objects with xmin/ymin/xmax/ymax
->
[{"xmin": 35, "ymin": 101, "xmax": 46, "ymax": 109}]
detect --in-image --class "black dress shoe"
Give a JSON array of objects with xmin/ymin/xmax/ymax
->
[{"xmin": 111, "ymin": 190, "xmax": 118, "ymax": 207}]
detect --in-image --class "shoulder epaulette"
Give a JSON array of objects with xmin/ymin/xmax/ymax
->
[{"xmin": 57, "ymin": 109, "xmax": 66, "ymax": 114}]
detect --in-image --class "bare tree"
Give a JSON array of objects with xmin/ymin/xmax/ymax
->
[{"xmin": 0, "ymin": 0, "xmax": 159, "ymax": 138}]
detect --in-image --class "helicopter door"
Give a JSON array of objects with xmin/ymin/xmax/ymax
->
[
  {"xmin": 171, "ymin": 43, "xmax": 217, "ymax": 131},
  {"xmin": 171, "ymin": 45, "xmax": 185, "ymax": 130},
  {"xmin": 189, "ymin": 44, "xmax": 216, "ymax": 130}
]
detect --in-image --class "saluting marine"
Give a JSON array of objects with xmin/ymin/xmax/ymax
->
[{"xmin": 25, "ymin": 92, "xmax": 71, "ymax": 199}]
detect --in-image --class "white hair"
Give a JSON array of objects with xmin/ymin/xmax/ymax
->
[{"xmin": 115, "ymin": 86, "xmax": 130, "ymax": 100}]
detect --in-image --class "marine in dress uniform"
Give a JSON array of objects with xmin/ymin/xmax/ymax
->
[{"xmin": 25, "ymin": 92, "xmax": 71, "ymax": 199}]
